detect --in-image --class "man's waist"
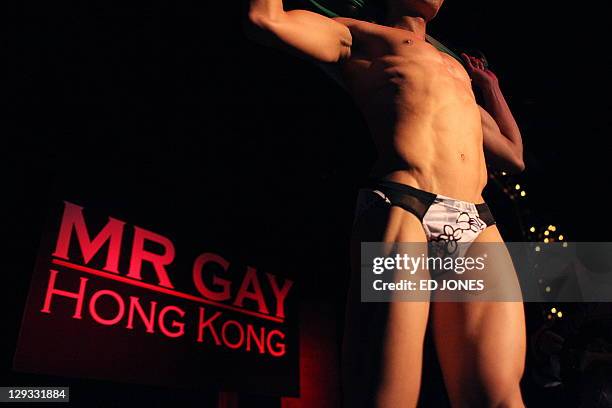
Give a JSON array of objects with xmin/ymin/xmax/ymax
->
[{"xmin": 368, "ymin": 167, "xmax": 487, "ymax": 204}]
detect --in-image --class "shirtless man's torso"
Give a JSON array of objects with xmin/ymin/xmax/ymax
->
[{"xmin": 337, "ymin": 18, "xmax": 488, "ymax": 202}]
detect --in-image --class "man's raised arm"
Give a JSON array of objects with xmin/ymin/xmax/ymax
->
[
  {"xmin": 245, "ymin": 0, "xmax": 352, "ymax": 63},
  {"xmin": 462, "ymin": 53, "xmax": 525, "ymax": 174}
]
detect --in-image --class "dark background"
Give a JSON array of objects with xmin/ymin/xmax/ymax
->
[{"xmin": 5, "ymin": 0, "xmax": 612, "ymax": 406}]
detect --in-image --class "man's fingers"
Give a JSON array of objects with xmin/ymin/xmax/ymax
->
[
  {"xmin": 461, "ymin": 53, "xmax": 491, "ymax": 77},
  {"xmin": 461, "ymin": 53, "xmax": 472, "ymax": 68},
  {"xmin": 461, "ymin": 53, "xmax": 476, "ymax": 71},
  {"xmin": 469, "ymin": 56, "xmax": 482, "ymax": 70},
  {"xmin": 471, "ymin": 56, "xmax": 482, "ymax": 70}
]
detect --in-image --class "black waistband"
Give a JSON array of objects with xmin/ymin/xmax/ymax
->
[
  {"xmin": 366, "ymin": 179, "xmax": 437, "ymax": 202},
  {"xmin": 365, "ymin": 179, "xmax": 437, "ymax": 221},
  {"xmin": 364, "ymin": 178, "xmax": 495, "ymax": 226},
  {"xmin": 475, "ymin": 203, "xmax": 496, "ymax": 226}
]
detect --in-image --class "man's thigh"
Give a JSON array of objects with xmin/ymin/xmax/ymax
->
[
  {"xmin": 430, "ymin": 225, "xmax": 527, "ymax": 406},
  {"xmin": 343, "ymin": 203, "xmax": 430, "ymax": 407}
]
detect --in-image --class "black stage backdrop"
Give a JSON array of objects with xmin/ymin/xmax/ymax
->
[{"xmin": 5, "ymin": 0, "xmax": 612, "ymax": 407}]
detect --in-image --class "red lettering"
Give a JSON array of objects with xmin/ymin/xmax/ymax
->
[
  {"xmin": 89, "ymin": 289, "xmax": 125, "ymax": 326},
  {"xmin": 41, "ymin": 269, "xmax": 87, "ymax": 319},
  {"xmin": 197, "ymin": 307, "xmax": 222, "ymax": 345},
  {"xmin": 266, "ymin": 273, "xmax": 293, "ymax": 318},
  {"xmin": 128, "ymin": 227, "xmax": 175, "ymax": 288},
  {"xmin": 158, "ymin": 305, "xmax": 185, "ymax": 338},
  {"xmin": 267, "ymin": 329, "xmax": 286, "ymax": 357},
  {"xmin": 126, "ymin": 297, "xmax": 157, "ymax": 333},
  {"xmin": 233, "ymin": 267, "xmax": 269, "ymax": 315},
  {"xmin": 221, "ymin": 320, "xmax": 245, "ymax": 349},
  {"xmin": 52, "ymin": 201, "xmax": 125, "ymax": 273},
  {"xmin": 192, "ymin": 253, "xmax": 231, "ymax": 301},
  {"xmin": 246, "ymin": 324, "xmax": 265, "ymax": 354}
]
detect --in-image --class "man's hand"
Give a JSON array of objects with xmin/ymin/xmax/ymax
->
[{"xmin": 461, "ymin": 53, "xmax": 498, "ymax": 88}]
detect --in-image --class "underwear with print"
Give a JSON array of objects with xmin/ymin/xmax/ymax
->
[{"xmin": 353, "ymin": 179, "xmax": 496, "ymax": 259}]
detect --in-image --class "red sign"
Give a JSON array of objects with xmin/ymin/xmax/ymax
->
[{"xmin": 14, "ymin": 200, "xmax": 299, "ymax": 396}]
